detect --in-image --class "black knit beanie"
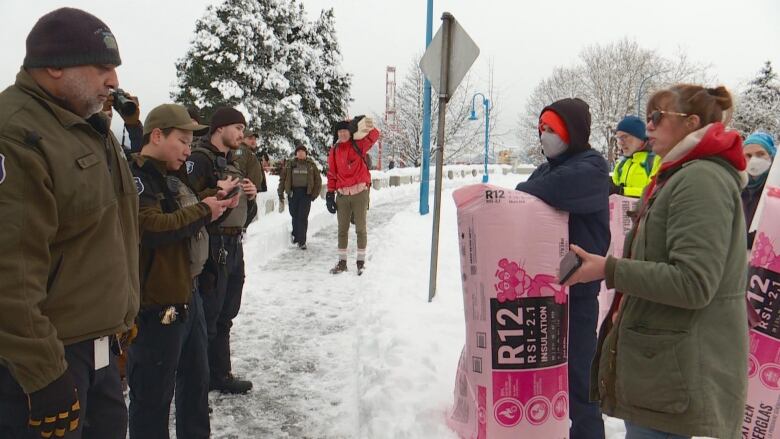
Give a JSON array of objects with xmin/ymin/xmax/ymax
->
[
  {"xmin": 209, "ymin": 107, "xmax": 247, "ymax": 134},
  {"xmin": 23, "ymin": 8, "xmax": 121, "ymax": 68}
]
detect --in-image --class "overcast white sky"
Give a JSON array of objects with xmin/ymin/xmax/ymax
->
[{"xmin": 1, "ymin": 0, "xmax": 778, "ymax": 144}]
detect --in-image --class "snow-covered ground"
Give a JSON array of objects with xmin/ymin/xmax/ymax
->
[{"xmin": 205, "ymin": 170, "xmax": 690, "ymax": 438}]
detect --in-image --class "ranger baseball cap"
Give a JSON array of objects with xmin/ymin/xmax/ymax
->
[{"xmin": 143, "ymin": 104, "xmax": 208, "ymax": 135}]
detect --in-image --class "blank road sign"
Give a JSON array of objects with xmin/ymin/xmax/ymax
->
[{"xmin": 419, "ymin": 15, "xmax": 480, "ymax": 98}]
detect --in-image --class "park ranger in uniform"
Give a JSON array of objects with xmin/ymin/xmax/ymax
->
[
  {"xmin": 0, "ymin": 8, "xmax": 138, "ymax": 439},
  {"xmin": 127, "ymin": 104, "xmax": 235, "ymax": 439},
  {"xmin": 186, "ymin": 107, "xmax": 256, "ymax": 394}
]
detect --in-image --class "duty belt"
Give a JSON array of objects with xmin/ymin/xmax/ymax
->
[{"xmin": 207, "ymin": 226, "xmax": 244, "ymax": 236}]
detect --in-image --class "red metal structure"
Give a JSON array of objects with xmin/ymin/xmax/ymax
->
[{"xmin": 380, "ymin": 66, "xmax": 398, "ymax": 169}]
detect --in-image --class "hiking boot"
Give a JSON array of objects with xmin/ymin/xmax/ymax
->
[
  {"xmin": 210, "ymin": 374, "xmax": 253, "ymax": 394},
  {"xmin": 356, "ymin": 260, "xmax": 365, "ymax": 276},
  {"xmin": 298, "ymin": 242, "xmax": 307, "ymax": 250},
  {"xmin": 290, "ymin": 233, "xmax": 297, "ymax": 244},
  {"xmin": 330, "ymin": 259, "xmax": 347, "ymax": 274}
]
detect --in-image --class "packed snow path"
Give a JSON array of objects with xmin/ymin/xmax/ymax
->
[
  {"xmin": 209, "ymin": 188, "xmax": 429, "ymax": 438},
  {"xmin": 203, "ymin": 174, "xmax": 680, "ymax": 439}
]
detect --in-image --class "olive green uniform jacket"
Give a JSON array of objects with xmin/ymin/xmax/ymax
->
[
  {"xmin": 131, "ymin": 155, "xmax": 211, "ymax": 307},
  {"xmin": 234, "ymin": 145, "xmax": 267, "ymax": 193},
  {"xmin": 0, "ymin": 69, "xmax": 139, "ymax": 392}
]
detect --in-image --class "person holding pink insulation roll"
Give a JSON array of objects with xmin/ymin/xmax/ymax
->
[{"xmin": 515, "ymin": 97, "xmax": 610, "ymax": 439}]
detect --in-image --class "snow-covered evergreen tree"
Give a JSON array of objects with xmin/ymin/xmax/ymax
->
[
  {"xmin": 733, "ymin": 61, "xmax": 780, "ymax": 141},
  {"xmin": 171, "ymin": 0, "xmax": 351, "ymax": 166},
  {"xmin": 295, "ymin": 7, "xmax": 351, "ymax": 165}
]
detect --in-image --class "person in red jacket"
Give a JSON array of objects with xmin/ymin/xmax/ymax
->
[{"xmin": 326, "ymin": 116, "xmax": 380, "ymax": 275}]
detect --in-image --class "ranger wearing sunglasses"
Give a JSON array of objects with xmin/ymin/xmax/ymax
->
[{"xmin": 610, "ymin": 115, "xmax": 661, "ymax": 198}]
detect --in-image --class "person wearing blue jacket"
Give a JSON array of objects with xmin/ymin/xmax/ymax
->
[{"xmin": 516, "ymin": 97, "xmax": 610, "ymax": 439}]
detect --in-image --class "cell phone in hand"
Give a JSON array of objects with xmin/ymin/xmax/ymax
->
[
  {"xmin": 558, "ymin": 250, "xmax": 583, "ymax": 284},
  {"xmin": 219, "ymin": 186, "xmax": 241, "ymax": 200}
]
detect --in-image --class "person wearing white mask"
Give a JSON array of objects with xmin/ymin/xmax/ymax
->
[
  {"xmin": 515, "ymin": 97, "xmax": 610, "ymax": 439},
  {"xmin": 742, "ymin": 131, "xmax": 776, "ymax": 248}
]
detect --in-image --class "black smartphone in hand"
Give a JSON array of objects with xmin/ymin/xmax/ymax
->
[
  {"xmin": 558, "ymin": 250, "xmax": 583, "ymax": 284},
  {"xmin": 219, "ymin": 186, "xmax": 241, "ymax": 200}
]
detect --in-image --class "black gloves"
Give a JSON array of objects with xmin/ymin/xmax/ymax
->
[
  {"xmin": 326, "ymin": 191, "xmax": 337, "ymax": 214},
  {"xmin": 27, "ymin": 371, "xmax": 80, "ymax": 438},
  {"xmin": 609, "ymin": 181, "xmax": 624, "ymax": 196}
]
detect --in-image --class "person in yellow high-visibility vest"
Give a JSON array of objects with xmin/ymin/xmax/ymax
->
[{"xmin": 610, "ymin": 115, "xmax": 662, "ymax": 198}]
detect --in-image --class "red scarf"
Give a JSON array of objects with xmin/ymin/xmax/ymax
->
[{"xmin": 642, "ymin": 122, "xmax": 746, "ymax": 204}]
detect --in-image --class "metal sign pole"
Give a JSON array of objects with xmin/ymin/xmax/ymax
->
[
  {"xmin": 428, "ymin": 13, "xmax": 453, "ymax": 302},
  {"xmin": 420, "ymin": 0, "xmax": 433, "ymax": 215}
]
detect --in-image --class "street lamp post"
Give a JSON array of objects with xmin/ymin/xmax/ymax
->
[{"xmin": 469, "ymin": 92, "xmax": 491, "ymax": 183}]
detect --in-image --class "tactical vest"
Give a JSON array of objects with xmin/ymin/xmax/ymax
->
[
  {"xmin": 291, "ymin": 160, "xmax": 309, "ymax": 188},
  {"xmin": 192, "ymin": 146, "xmax": 248, "ymax": 229},
  {"xmin": 166, "ymin": 176, "xmax": 209, "ymax": 278}
]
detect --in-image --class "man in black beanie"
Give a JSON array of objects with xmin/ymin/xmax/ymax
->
[
  {"xmin": 0, "ymin": 7, "xmax": 138, "ymax": 439},
  {"xmin": 185, "ymin": 107, "xmax": 255, "ymax": 394}
]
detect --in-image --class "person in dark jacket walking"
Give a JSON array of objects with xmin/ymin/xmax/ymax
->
[
  {"xmin": 515, "ymin": 97, "xmax": 610, "ymax": 439},
  {"xmin": 278, "ymin": 146, "xmax": 322, "ymax": 249},
  {"xmin": 741, "ymin": 131, "xmax": 776, "ymax": 248}
]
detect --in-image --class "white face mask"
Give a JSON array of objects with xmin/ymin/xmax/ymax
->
[
  {"xmin": 747, "ymin": 156, "xmax": 772, "ymax": 177},
  {"xmin": 540, "ymin": 131, "xmax": 568, "ymax": 158}
]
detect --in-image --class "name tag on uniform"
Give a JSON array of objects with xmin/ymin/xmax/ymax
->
[{"xmin": 94, "ymin": 337, "xmax": 109, "ymax": 370}]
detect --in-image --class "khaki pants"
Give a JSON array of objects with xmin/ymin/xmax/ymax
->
[{"xmin": 336, "ymin": 189, "xmax": 369, "ymax": 250}]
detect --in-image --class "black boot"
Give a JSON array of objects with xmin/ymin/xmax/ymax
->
[
  {"xmin": 298, "ymin": 242, "xmax": 307, "ymax": 250},
  {"xmin": 330, "ymin": 259, "xmax": 347, "ymax": 274},
  {"xmin": 210, "ymin": 373, "xmax": 253, "ymax": 394},
  {"xmin": 356, "ymin": 260, "xmax": 365, "ymax": 276}
]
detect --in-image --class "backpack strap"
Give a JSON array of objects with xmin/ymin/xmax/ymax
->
[
  {"xmin": 642, "ymin": 151, "xmax": 657, "ymax": 177},
  {"xmin": 351, "ymin": 140, "xmax": 369, "ymax": 167}
]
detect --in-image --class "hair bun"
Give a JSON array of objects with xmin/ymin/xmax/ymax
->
[{"xmin": 706, "ymin": 86, "xmax": 733, "ymax": 111}]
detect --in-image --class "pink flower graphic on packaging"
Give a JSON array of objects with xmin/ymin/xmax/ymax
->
[
  {"xmin": 495, "ymin": 258, "xmax": 567, "ymax": 304},
  {"xmin": 752, "ymin": 233, "xmax": 780, "ymax": 273}
]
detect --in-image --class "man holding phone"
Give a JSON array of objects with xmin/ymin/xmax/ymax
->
[
  {"xmin": 515, "ymin": 98, "xmax": 610, "ymax": 439},
  {"xmin": 185, "ymin": 107, "xmax": 256, "ymax": 394},
  {"xmin": 127, "ymin": 104, "xmax": 233, "ymax": 438}
]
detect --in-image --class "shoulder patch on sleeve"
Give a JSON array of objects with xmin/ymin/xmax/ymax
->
[
  {"xmin": 0, "ymin": 154, "xmax": 5, "ymax": 185},
  {"xmin": 186, "ymin": 160, "xmax": 194, "ymax": 175},
  {"xmin": 133, "ymin": 176, "xmax": 144, "ymax": 194}
]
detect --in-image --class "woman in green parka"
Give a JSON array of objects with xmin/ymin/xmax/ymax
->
[{"xmin": 564, "ymin": 84, "xmax": 749, "ymax": 439}]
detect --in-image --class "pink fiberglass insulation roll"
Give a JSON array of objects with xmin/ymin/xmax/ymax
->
[
  {"xmin": 744, "ymin": 186, "xmax": 780, "ymax": 438},
  {"xmin": 448, "ymin": 184, "xmax": 570, "ymax": 439}
]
